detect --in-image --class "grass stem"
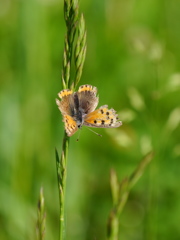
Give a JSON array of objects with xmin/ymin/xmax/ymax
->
[
  {"xmin": 55, "ymin": 1, "xmax": 87, "ymax": 240},
  {"xmin": 107, "ymin": 152, "xmax": 154, "ymax": 240}
]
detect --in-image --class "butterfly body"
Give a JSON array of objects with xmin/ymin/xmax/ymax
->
[{"xmin": 56, "ymin": 84, "xmax": 122, "ymax": 136}]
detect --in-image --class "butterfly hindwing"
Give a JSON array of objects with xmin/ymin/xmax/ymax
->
[
  {"xmin": 63, "ymin": 115, "xmax": 78, "ymax": 136},
  {"xmin": 84, "ymin": 105, "xmax": 122, "ymax": 128}
]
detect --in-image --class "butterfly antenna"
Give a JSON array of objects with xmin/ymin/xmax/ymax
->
[{"xmin": 84, "ymin": 126, "xmax": 102, "ymax": 137}]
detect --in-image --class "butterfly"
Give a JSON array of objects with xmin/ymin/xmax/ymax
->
[{"xmin": 56, "ymin": 84, "xmax": 122, "ymax": 136}]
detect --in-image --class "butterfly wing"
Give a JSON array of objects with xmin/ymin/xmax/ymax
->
[
  {"xmin": 56, "ymin": 89, "xmax": 78, "ymax": 136},
  {"xmin": 84, "ymin": 105, "xmax": 122, "ymax": 128},
  {"xmin": 63, "ymin": 115, "xmax": 78, "ymax": 136},
  {"xmin": 56, "ymin": 89, "xmax": 75, "ymax": 115},
  {"xmin": 77, "ymin": 85, "xmax": 99, "ymax": 114}
]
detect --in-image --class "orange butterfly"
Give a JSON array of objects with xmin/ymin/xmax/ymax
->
[{"xmin": 56, "ymin": 84, "xmax": 122, "ymax": 136}]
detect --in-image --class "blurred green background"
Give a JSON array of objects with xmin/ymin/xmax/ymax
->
[{"xmin": 0, "ymin": 0, "xmax": 180, "ymax": 239}]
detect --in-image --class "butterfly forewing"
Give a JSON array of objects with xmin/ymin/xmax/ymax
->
[
  {"xmin": 77, "ymin": 85, "xmax": 99, "ymax": 114},
  {"xmin": 56, "ymin": 89, "xmax": 75, "ymax": 116}
]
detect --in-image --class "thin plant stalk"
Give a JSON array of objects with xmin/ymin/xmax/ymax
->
[
  {"xmin": 107, "ymin": 151, "xmax": 154, "ymax": 240},
  {"xmin": 56, "ymin": 1, "xmax": 87, "ymax": 240},
  {"xmin": 55, "ymin": 136, "xmax": 69, "ymax": 240},
  {"xmin": 36, "ymin": 187, "xmax": 46, "ymax": 240}
]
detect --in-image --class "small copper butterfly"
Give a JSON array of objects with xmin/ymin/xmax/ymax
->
[{"xmin": 56, "ymin": 84, "xmax": 122, "ymax": 136}]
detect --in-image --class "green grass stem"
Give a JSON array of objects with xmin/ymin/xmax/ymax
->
[
  {"xmin": 107, "ymin": 152, "xmax": 154, "ymax": 240},
  {"xmin": 55, "ymin": 1, "xmax": 87, "ymax": 240},
  {"xmin": 36, "ymin": 188, "xmax": 46, "ymax": 240}
]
